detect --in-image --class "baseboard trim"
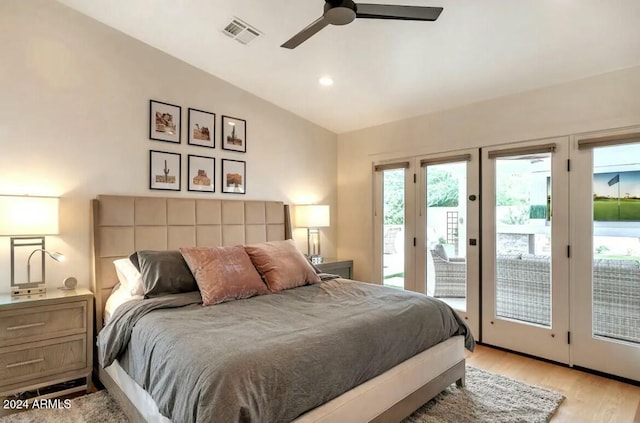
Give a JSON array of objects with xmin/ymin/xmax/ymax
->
[{"xmin": 478, "ymin": 342, "xmax": 639, "ymax": 387}]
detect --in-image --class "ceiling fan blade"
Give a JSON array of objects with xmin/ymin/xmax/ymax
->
[
  {"xmin": 355, "ymin": 4, "xmax": 443, "ymax": 21},
  {"xmin": 281, "ymin": 16, "xmax": 330, "ymax": 49}
]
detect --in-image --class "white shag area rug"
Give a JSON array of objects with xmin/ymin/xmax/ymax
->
[
  {"xmin": 0, "ymin": 390, "xmax": 127, "ymax": 423},
  {"xmin": 1, "ymin": 367, "xmax": 563, "ymax": 423},
  {"xmin": 402, "ymin": 367, "xmax": 564, "ymax": 423}
]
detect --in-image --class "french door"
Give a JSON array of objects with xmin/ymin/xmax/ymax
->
[
  {"xmin": 373, "ymin": 132, "xmax": 640, "ymax": 381},
  {"xmin": 417, "ymin": 150, "xmax": 480, "ymax": 338},
  {"xmin": 481, "ymin": 138, "xmax": 570, "ymax": 363},
  {"xmin": 571, "ymin": 130, "xmax": 640, "ymax": 381},
  {"xmin": 373, "ymin": 151, "xmax": 480, "ymax": 339}
]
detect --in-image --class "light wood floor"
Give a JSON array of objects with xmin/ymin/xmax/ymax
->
[{"xmin": 467, "ymin": 344, "xmax": 640, "ymax": 423}]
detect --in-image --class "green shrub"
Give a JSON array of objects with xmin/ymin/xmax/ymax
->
[{"xmin": 529, "ymin": 204, "xmax": 547, "ymax": 219}]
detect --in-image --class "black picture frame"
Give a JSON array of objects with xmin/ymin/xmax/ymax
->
[
  {"xmin": 187, "ymin": 108, "xmax": 215, "ymax": 148},
  {"xmin": 149, "ymin": 150, "xmax": 181, "ymax": 191},
  {"xmin": 221, "ymin": 159, "xmax": 246, "ymax": 194},
  {"xmin": 150, "ymin": 100, "xmax": 181, "ymax": 143},
  {"xmin": 188, "ymin": 154, "xmax": 215, "ymax": 193},
  {"xmin": 221, "ymin": 115, "xmax": 247, "ymax": 153}
]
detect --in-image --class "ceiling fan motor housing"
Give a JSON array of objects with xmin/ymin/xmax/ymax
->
[
  {"xmin": 324, "ymin": 0, "xmax": 357, "ymax": 25},
  {"xmin": 281, "ymin": 0, "xmax": 443, "ymax": 49}
]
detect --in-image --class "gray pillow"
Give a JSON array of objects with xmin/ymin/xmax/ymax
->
[
  {"xmin": 129, "ymin": 251, "xmax": 140, "ymax": 271},
  {"xmin": 135, "ymin": 250, "xmax": 198, "ymax": 298},
  {"xmin": 433, "ymin": 244, "xmax": 449, "ymax": 261}
]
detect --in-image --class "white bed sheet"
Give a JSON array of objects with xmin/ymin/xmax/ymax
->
[
  {"xmin": 103, "ymin": 285, "xmax": 143, "ymax": 324},
  {"xmin": 102, "ymin": 335, "xmax": 464, "ymax": 423}
]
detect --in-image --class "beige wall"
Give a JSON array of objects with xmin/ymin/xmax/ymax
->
[
  {"xmin": 337, "ymin": 66, "xmax": 640, "ymax": 281},
  {"xmin": 0, "ymin": 0, "xmax": 337, "ymax": 293}
]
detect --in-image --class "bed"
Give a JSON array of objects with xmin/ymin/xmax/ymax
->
[{"xmin": 91, "ymin": 195, "xmax": 473, "ymax": 423}]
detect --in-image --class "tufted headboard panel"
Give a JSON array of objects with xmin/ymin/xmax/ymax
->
[{"xmin": 90, "ymin": 195, "xmax": 291, "ymax": 331}]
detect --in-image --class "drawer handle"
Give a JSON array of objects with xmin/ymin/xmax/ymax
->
[
  {"xmin": 6, "ymin": 358, "xmax": 44, "ymax": 369},
  {"xmin": 6, "ymin": 322, "xmax": 45, "ymax": 331}
]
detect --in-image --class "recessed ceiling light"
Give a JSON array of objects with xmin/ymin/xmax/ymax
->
[{"xmin": 319, "ymin": 76, "xmax": 334, "ymax": 87}]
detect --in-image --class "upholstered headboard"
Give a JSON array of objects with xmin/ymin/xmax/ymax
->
[{"xmin": 91, "ymin": 195, "xmax": 291, "ymax": 332}]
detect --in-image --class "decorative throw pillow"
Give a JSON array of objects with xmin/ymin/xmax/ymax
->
[
  {"xmin": 179, "ymin": 246, "xmax": 269, "ymax": 306},
  {"xmin": 135, "ymin": 250, "xmax": 198, "ymax": 298},
  {"xmin": 521, "ymin": 253, "xmax": 551, "ymax": 262},
  {"xmin": 244, "ymin": 239, "xmax": 321, "ymax": 292},
  {"xmin": 433, "ymin": 244, "xmax": 449, "ymax": 261},
  {"xmin": 497, "ymin": 253, "xmax": 523, "ymax": 260}
]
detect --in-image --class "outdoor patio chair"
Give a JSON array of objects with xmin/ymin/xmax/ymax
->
[
  {"xmin": 384, "ymin": 227, "xmax": 401, "ymax": 255},
  {"xmin": 430, "ymin": 246, "xmax": 466, "ymax": 298}
]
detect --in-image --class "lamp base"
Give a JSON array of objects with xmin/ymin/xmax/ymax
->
[{"xmin": 11, "ymin": 286, "xmax": 46, "ymax": 298}]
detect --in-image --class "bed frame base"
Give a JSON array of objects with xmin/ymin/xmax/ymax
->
[
  {"xmin": 369, "ymin": 359, "xmax": 465, "ymax": 423},
  {"xmin": 98, "ymin": 359, "xmax": 465, "ymax": 423},
  {"xmin": 98, "ymin": 367, "xmax": 147, "ymax": 423}
]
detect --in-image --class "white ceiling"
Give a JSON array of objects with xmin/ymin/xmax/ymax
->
[{"xmin": 57, "ymin": 0, "xmax": 640, "ymax": 134}]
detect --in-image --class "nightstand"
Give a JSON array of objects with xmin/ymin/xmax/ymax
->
[
  {"xmin": 316, "ymin": 259, "xmax": 354, "ymax": 279},
  {"xmin": 0, "ymin": 288, "xmax": 93, "ymax": 399}
]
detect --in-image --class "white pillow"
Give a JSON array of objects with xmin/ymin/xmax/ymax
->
[
  {"xmin": 113, "ymin": 258, "xmax": 144, "ymax": 296},
  {"xmin": 104, "ymin": 284, "xmax": 143, "ymax": 324}
]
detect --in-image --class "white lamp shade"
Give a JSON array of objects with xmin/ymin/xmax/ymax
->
[
  {"xmin": 295, "ymin": 204, "xmax": 330, "ymax": 228},
  {"xmin": 0, "ymin": 196, "xmax": 59, "ymax": 236}
]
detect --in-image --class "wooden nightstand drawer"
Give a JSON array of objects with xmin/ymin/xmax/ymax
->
[
  {"xmin": 0, "ymin": 301, "xmax": 87, "ymax": 347},
  {"xmin": 0, "ymin": 334, "xmax": 87, "ymax": 387}
]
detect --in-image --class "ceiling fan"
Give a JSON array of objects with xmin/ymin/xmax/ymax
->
[{"xmin": 281, "ymin": 0, "xmax": 443, "ymax": 49}]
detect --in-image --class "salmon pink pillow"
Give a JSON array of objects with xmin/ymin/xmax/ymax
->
[
  {"xmin": 179, "ymin": 246, "xmax": 269, "ymax": 306},
  {"xmin": 244, "ymin": 240, "xmax": 321, "ymax": 292}
]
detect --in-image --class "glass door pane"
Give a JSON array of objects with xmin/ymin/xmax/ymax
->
[
  {"xmin": 382, "ymin": 169, "xmax": 405, "ymax": 290},
  {"xmin": 494, "ymin": 154, "xmax": 552, "ymax": 326},
  {"xmin": 425, "ymin": 162, "xmax": 467, "ymax": 310},
  {"xmin": 592, "ymin": 145, "xmax": 640, "ymax": 344}
]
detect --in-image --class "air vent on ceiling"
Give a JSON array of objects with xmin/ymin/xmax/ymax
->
[{"xmin": 222, "ymin": 17, "xmax": 262, "ymax": 45}]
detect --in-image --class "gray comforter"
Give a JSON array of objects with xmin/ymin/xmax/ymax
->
[{"xmin": 98, "ymin": 279, "xmax": 474, "ymax": 423}]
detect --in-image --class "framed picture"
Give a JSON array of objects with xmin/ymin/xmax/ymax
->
[
  {"xmin": 188, "ymin": 108, "xmax": 215, "ymax": 148},
  {"xmin": 149, "ymin": 150, "xmax": 181, "ymax": 191},
  {"xmin": 188, "ymin": 155, "xmax": 215, "ymax": 193},
  {"xmin": 221, "ymin": 159, "xmax": 246, "ymax": 194},
  {"xmin": 221, "ymin": 115, "xmax": 246, "ymax": 153},
  {"xmin": 150, "ymin": 100, "xmax": 181, "ymax": 143}
]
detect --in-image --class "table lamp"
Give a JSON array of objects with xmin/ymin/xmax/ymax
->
[
  {"xmin": 295, "ymin": 204, "xmax": 330, "ymax": 264},
  {"xmin": 0, "ymin": 195, "xmax": 63, "ymax": 297}
]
